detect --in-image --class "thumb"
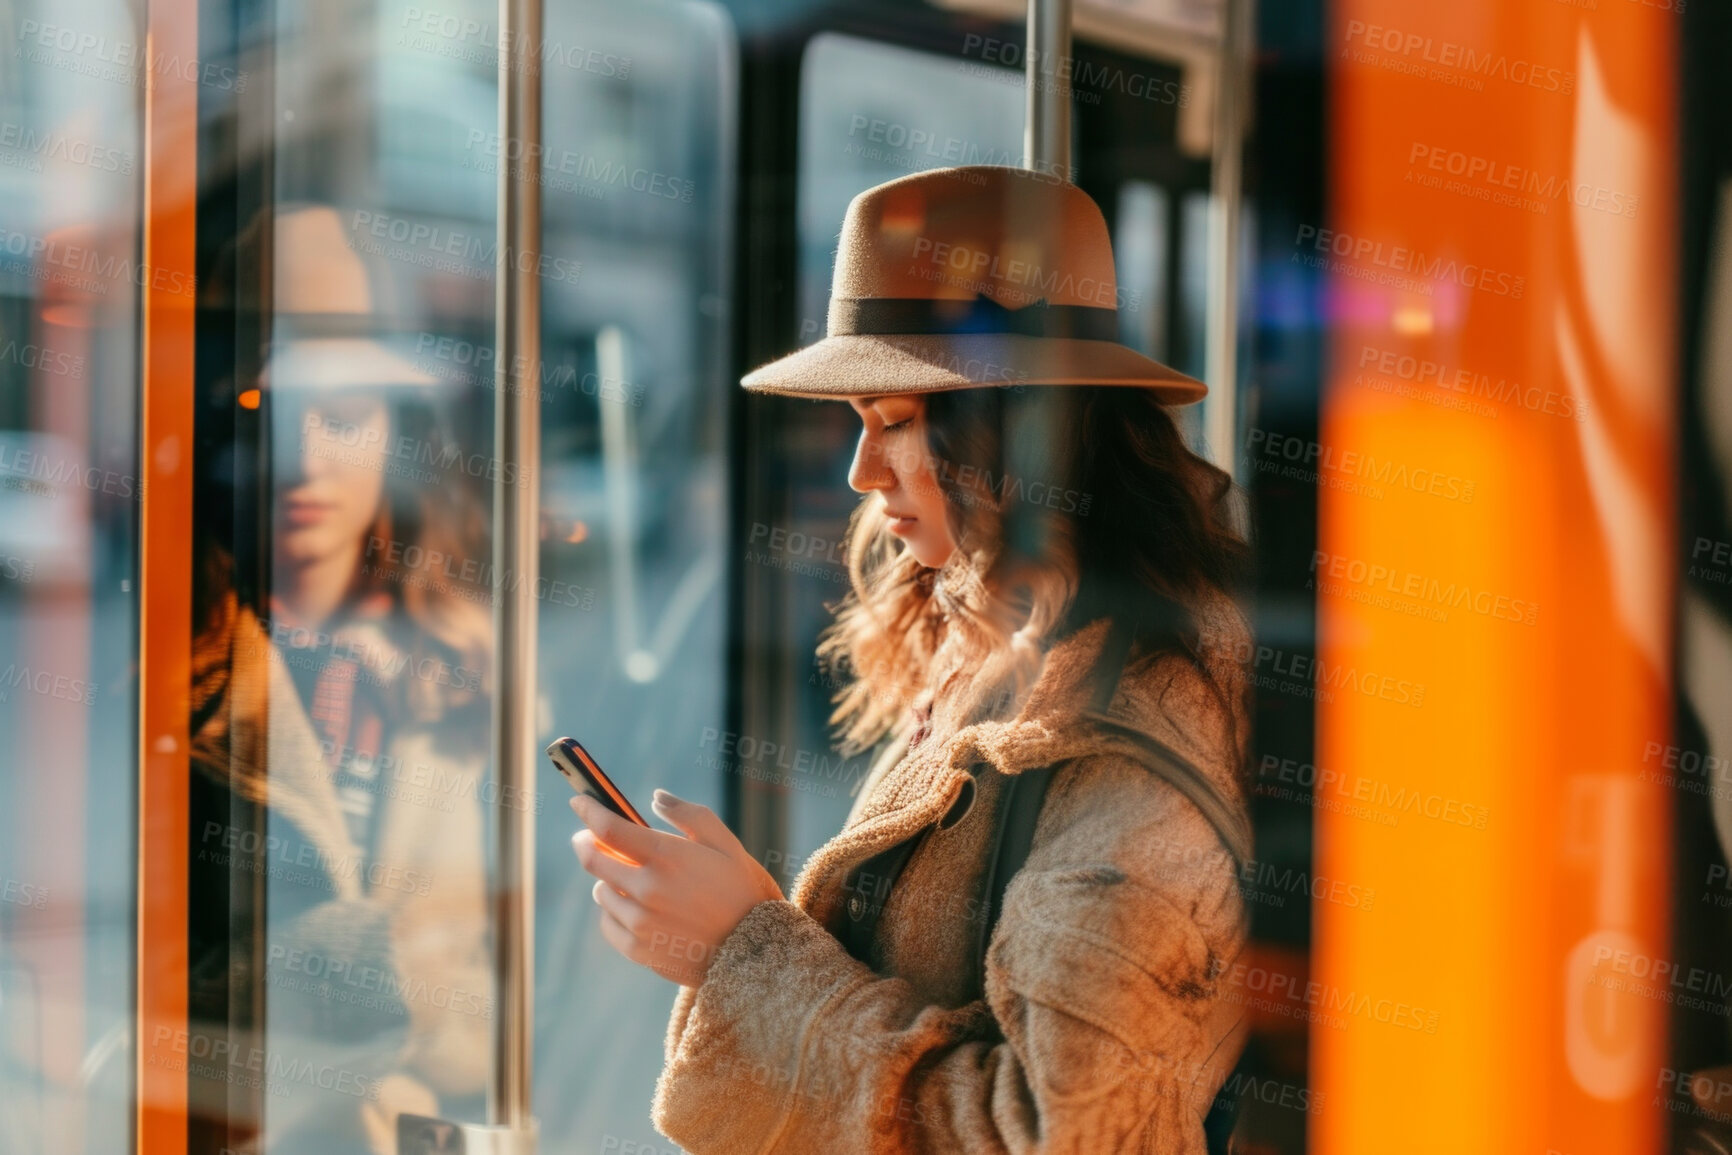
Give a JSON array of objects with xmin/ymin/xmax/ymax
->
[{"xmin": 650, "ymin": 790, "xmax": 739, "ymax": 852}]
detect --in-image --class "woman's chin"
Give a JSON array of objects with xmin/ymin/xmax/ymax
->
[{"xmin": 907, "ymin": 541, "xmax": 955, "ymax": 570}]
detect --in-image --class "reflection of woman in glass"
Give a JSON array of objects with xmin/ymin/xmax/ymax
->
[
  {"xmin": 571, "ymin": 167, "xmax": 1253, "ymax": 1151},
  {"xmin": 190, "ymin": 206, "xmax": 492, "ymax": 1153}
]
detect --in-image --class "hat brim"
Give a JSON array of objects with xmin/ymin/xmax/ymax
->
[
  {"xmin": 740, "ymin": 334, "xmax": 1206, "ymax": 403},
  {"xmin": 262, "ymin": 336, "xmax": 442, "ymax": 391}
]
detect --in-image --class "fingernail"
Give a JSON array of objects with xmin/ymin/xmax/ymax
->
[{"xmin": 653, "ymin": 788, "xmax": 673, "ymax": 805}]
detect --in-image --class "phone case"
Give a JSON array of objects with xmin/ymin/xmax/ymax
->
[{"xmin": 546, "ymin": 737, "xmax": 649, "ymax": 825}]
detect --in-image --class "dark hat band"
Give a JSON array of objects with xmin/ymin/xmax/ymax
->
[{"xmin": 829, "ymin": 295, "xmax": 1120, "ymax": 342}]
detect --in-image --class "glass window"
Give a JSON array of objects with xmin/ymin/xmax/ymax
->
[
  {"xmin": 175, "ymin": 0, "xmax": 736, "ymax": 1149},
  {"xmin": 0, "ymin": 0, "xmax": 145, "ymax": 1150},
  {"xmin": 528, "ymin": 2, "xmax": 736, "ymax": 1151}
]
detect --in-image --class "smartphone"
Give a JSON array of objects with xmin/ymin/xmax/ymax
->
[{"xmin": 546, "ymin": 737, "xmax": 650, "ymax": 826}]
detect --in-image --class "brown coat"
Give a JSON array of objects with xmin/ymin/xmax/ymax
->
[
  {"xmin": 190, "ymin": 598, "xmax": 493, "ymax": 1145},
  {"xmin": 652, "ymin": 610, "xmax": 1253, "ymax": 1154}
]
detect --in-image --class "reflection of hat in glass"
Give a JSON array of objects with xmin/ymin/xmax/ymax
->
[
  {"xmin": 743, "ymin": 165, "xmax": 1204, "ymax": 403},
  {"xmin": 261, "ymin": 205, "xmax": 438, "ymax": 391}
]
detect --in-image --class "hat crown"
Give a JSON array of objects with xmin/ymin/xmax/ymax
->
[
  {"xmin": 827, "ymin": 166, "xmax": 1122, "ymax": 331},
  {"xmin": 275, "ymin": 205, "xmax": 377, "ymax": 317}
]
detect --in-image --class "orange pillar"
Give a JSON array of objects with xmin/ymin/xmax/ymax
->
[
  {"xmin": 138, "ymin": 0, "xmax": 199, "ymax": 1148},
  {"xmin": 1314, "ymin": 3, "xmax": 1677, "ymax": 1152}
]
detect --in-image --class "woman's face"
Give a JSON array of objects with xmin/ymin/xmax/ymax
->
[
  {"xmin": 847, "ymin": 394, "xmax": 957, "ymax": 569},
  {"xmin": 275, "ymin": 393, "xmax": 390, "ymax": 566}
]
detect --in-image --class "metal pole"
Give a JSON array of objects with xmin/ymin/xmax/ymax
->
[
  {"xmin": 491, "ymin": 0, "xmax": 541, "ymax": 1133},
  {"xmin": 1023, "ymin": 0, "xmax": 1073, "ymax": 175},
  {"xmin": 1204, "ymin": 0, "xmax": 1251, "ymax": 478}
]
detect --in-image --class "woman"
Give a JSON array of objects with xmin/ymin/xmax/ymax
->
[
  {"xmin": 570, "ymin": 166, "xmax": 1253, "ymax": 1152},
  {"xmin": 189, "ymin": 205, "xmax": 494, "ymax": 1153}
]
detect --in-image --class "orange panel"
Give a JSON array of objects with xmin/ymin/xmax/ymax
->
[
  {"xmin": 1315, "ymin": 3, "xmax": 1676, "ymax": 1153},
  {"xmin": 137, "ymin": 0, "xmax": 199, "ymax": 1149}
]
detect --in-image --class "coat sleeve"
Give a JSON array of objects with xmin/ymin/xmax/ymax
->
[{"xmin": 650, "ymin": 752, "xmax": 1248, "ymax": 1155}]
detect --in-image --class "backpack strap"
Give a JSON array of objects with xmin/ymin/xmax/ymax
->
[
  {"xmin": 975, "ymin": 623, "xmax": 1253, "ymax": 975},
  {"xmin": 974, "ymin": 620, "xmax": 1135, "ymax": 978}
]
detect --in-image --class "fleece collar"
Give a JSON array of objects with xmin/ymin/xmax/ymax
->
[{"xmin": 789, "ymin": 615, "xmax": 1245, "ymax": 917}]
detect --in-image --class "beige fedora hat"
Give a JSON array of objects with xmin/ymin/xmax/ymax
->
[
  {"xmin": 743, "ymin": 165, "xmax": 1204, "ymax": 403},
  {"xmin": 261, "ymin": 204, "xmax": 439, "ymax": 391}
]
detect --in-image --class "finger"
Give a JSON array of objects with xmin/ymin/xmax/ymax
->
[
  {"xmin": 594, "ymin": 902, "xmax": 641, "ymax": 962},
  {"xmin": 571, "ymin": 794, "xmax": 662, "ymax": 864},
  {"xmin": 650, "ymin": 790, "xmax": 738, "ymax": 851},
  {"xmin": 570, "ymin": 830, "xmax": 650, "ymax": 900},
  {"xmin": 591, "ymin": 876, "xmax": 647, "ymax": 931}
]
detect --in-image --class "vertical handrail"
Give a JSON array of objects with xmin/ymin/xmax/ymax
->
[
  {"xmin": 1022, "ymin": 0, "xmax": 1073, "ymax": 174},
  {"xmin": 1203, "ymin": 0, "xmax": 1250, "ymax": 477},
  {"xmin": 490, "ymin": 0, "xmax": 542, "ymax": 1131}
]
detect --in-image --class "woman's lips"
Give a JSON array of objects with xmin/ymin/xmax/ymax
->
[
  {"xmin": 282, "ymin": 498, "xmax": 337, "ymax": 527},
  {"xmin": 887, "ymin": 514, "xmax": 918, "ymax": 536}
]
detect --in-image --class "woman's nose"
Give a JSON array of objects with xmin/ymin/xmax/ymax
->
[{"xmin": 848, "ymin": 430, "xmax": 894, "ymax": 494}]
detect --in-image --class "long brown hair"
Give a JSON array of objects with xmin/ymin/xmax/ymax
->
[
  {"xmin": 191, "ymin": 388, "xmax": 495, "ymax": 794},
  {"xmin": 817, "ymin": 385, "xmax": 1250, "ymax": 756}
]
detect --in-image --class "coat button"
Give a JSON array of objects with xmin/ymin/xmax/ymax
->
[{"xmin": 847, "ymin": 894, "xmax": 866, "ymax": 920}]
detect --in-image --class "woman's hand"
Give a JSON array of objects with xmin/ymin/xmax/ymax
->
[{"xmin": 570, "ymin": 789, "xmax": 785, "ymax": 987}]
